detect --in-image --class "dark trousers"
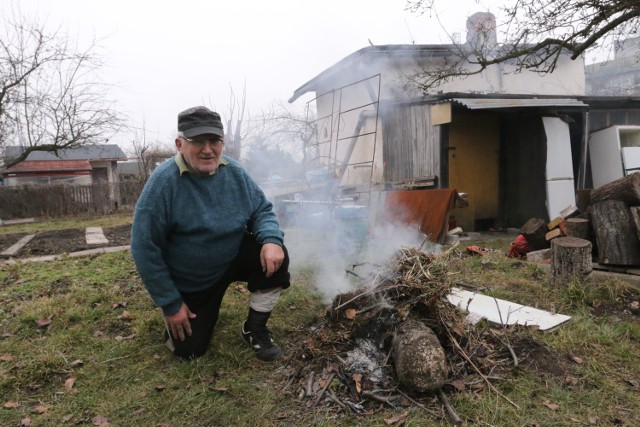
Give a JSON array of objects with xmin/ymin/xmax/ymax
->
[{"xmin": 169, "ymin": 234, "xmax": 290, "ymax": 359}]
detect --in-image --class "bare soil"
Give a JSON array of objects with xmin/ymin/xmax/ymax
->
[{"xmin": 0, "ymin": 224, "xmax": 131, "ymax": 258}]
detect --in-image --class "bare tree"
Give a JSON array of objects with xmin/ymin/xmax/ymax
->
[
  {"xmin": 1, "ymin": 4, "xmax": 124, "ymax": 168},
  {"xmin": 241, "ymin": 102, "xmax": 316, "ymax": 180},
  {"xmin": 405, "ymin": 0, "xmax": 640, "ymax": 90},
  {"xmin": 129, "ymin": 121, "xmax": 174, "ymax": 182}
]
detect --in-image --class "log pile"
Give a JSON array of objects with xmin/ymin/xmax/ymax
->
[{"xmin": 521, "ymin": 173, "xmax": 640, "ymax": 282}]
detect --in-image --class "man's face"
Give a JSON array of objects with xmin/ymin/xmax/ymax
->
[{"xmin": 175, "ymin": 134, "xmax": 225, "ymax": 175}]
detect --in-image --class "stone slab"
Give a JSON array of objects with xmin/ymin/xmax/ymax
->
[
  {"xmin": 85, "ymin": 227, "xmax": 109, "ymax": 245},
  {"xmin": 0, "ymin": 234, "xmax": 36, "ymax": 257}
]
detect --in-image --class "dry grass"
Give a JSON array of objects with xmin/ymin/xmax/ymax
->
[{"xmin": 1, "ymin": 222, "xmax": 639, "ymax": 426}]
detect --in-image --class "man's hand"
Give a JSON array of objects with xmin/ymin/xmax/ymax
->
[
  {"xmin": 165, "ymin": 303, "xmax": 196, "ymax": 341},
  {"xmin": 260, "ymin": 243, "xmax": 285, "ymax": 278}
]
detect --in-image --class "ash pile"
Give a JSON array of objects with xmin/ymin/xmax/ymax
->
[{"xmin": 282, "ymin": 245, "xmax": 522, "ymax": 423}]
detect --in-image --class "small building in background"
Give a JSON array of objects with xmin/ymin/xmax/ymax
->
[{"xmin": 586, "ymin": 36, "xmax": 640, "ymax": 96}]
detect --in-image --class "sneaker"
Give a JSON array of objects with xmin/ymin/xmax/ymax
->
[{"xmin": 241, "ymin": 321, "xmax": 284, "ymax": 361}]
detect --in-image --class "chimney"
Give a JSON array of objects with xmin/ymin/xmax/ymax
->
[{"xmin": 465, "ymin": 12, "xmax": 497, "ymax": 51}]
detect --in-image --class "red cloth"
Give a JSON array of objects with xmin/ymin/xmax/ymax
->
[
  {"xmin": 508, "ymin": 234, "xmax": 530, "ymax": 258},
  {"xmin": 383, "ymin": 189, "xmax": 459, "ymax": 244}
]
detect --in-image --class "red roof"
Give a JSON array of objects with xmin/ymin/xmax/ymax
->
[{"xmin": 3, "ymin": 160, "xmax": 92, "ymax": 173}]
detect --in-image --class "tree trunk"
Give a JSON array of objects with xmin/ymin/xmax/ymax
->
[
  {"xmin": 565, "ymin": 218, "xmax": 592, "ymax": 241},
  {"xmin": 520, "ymin": 218, "xmax": 549, "ymax": 250},
  {"xmin": 551, "ymin": 237, "xmax": 592, "ymax": 284},
  {"xmin": 630, "ymin": 207, "xmax": 640, "ymax": 242},
  {"xmin": 590, "ymin": 172, "xmax": 640, "ymax": 206},
  {"xmin": 590, "ymin": 200, "xmax": 640, "ymax": 265}
]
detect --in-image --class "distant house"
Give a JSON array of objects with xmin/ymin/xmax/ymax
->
[
  {"xmin": 3, "ymin": 144, "xmax": 126, "ymax": 186},
  {"xmin": 2, "ymin": 144, "xmax": 128, "ymax": 212},
  {"xmin": 289, "ymin": 13, "xmax": 640, "ymax": 233},
  {"xmin": 586, "ymin": 36, "xmax": 640, "ymax": 96}
]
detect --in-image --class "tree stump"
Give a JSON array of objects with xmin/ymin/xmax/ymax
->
[
  {"xmin": 565, "ymin": 218, "xmax": 592, "ymax": 240},
  {"xmin": 590, "ymin": 200, "xmax": 640, "ymax": 265},
  {"xmin": 590, "ymin": 172, "xmax": 640, "ymax": 206},
  {"xmin": 392, "ymin": 320, "xmax": 449, "ymax": 392},
  {"xmin": 520, "ymin": 218, "xmax": 549, "ymax": 250},
  {"xmin": 551, "ymin": 237, "xmax": 592, "ymax": 284},
  {"xmin": 630, "ymin": 207, "xmax": 640, "ymax": 242}
]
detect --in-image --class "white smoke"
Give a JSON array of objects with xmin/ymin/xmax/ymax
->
[{"xmin": 285, "ymin": 210, "xmax": 440, "ymax": 303}]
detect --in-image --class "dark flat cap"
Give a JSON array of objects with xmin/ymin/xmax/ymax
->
[{"xmin": 178, "ymin": 106, "xmax": 224, "ymax": 138}]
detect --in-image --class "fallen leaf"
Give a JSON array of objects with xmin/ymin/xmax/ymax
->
[
  {"xmin": 92, "ymin": 415, "xmax": 110, "ymax": 426},
  {"xmin": 352, "ymin": 373, "xmax": 362, "ymax": 393},
  {"xmin": 212, "ymin": 387, "xmax": 228, "ymax": 393},
  {"xmin": 629, "ymin": 301, "xmax": 639, "ymax": 310},
  {"xmin": 131, "ymin": 408, "xmax": 145, "ymax": 416},
  {"xmin": 35, "ymin": 317, "xmax": 52, "ymax": 328},
  {"xmin": 543, "ymin": 401, "xmax": 560, "ymax": 411},
  {"xmin": 450, "ymin": 380, "xmax": 466, "ymax": 391},
  {"xmin": 65, "ymin": 377, "xmax": 76, "ymax": 390},
  {"xmin": 118, "ymin": 310, "xmax": 132, "ymax": 319},
  {"xmin": 4, "ymin": 401, "xmax": 20, "ymax": 409},
  {"xmin": 33, "ymin": 405, "xmax": 47, "ymax": 414},
  {"xmin": 344, "ymin": 308, "xmax": 357, "ymax": 320},
  {"xmin": 69, "ymin": 359, "xmax": 84, "ymax": 367},
  {"xmin": 111, "ymin": 301, "xmax": 127, "ymax": 309},
  {"xmin": 588, "ymin": 416, "xmax": 599, "ymax": 425},
  {"xmin": 20, "ymin": 417, "xmax": 32, "ymax": 426},
  {"xmin": 93, "ymin": 330, "xmax": 105, "ymax": 337},
  {"xmin": 592, "ymin": 300, "xmax": 602, "ymax": 308},
  {"xmin": 62, "ymin": 414, "xmax": 74, "ymax": 422},
  {"xmin": 275, "ymin": 412, "xmax": 288, "ymax": 420},
  {"xmin": 625, "ymin": 378, "xmax": 639, "ymax": 388},
  {"xmin": 155, "ymin": 384, "xmax": 166, "ymax": 392},
  {"xmin": 0, "ymin": 354, "xmax": 13, "ymax": 362},
  {"xmin": 385, "ymin": 411, "xmax": 409, "ymax": 425},
  {"xmin": 115, "ymin": 334, "xmax": 135, "ymax": 341},
  {"xmin": 568, "ymin": 352, "xmax": 584, "ymax": 364}
]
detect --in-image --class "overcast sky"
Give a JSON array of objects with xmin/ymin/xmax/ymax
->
[{"xmin": 7, "ymin": 0, "xmax": 509, "ymax": 152}]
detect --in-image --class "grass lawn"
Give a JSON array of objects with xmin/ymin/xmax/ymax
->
[{"xmin": 1, "ymin": 219, "xmax": 639, "ymax": 426}]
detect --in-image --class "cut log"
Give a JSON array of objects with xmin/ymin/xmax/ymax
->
[
  {"xmin": 565, "ymin": 218, "xmax": 592, "ymax": 241},
  {"xmin": 590, "ymin": 172, "xmax": 640, "ymax": 206},
  {"xmin": 590, "ymin": 200, "xmax": 640, "ymax": 265},
  {"xmin": 630, "ymin": 207, "xmax": 640, "ymax": 242},
  {"xmin": 545, "ymin": 228, "xmax": 564, "ymax": 241},
  {"xmin": 392, "ymin": 320, "xmax": 449, "ymax": 392},
  {"xmin": 520, "ymin": 218, "xmax": 550, "ymax": 250},
  {"xmin": 551, "ymin": 237, "xmax": 592, "ymax": 284}
]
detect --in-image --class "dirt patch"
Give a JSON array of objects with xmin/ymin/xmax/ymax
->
[
  {"xmin": 591, "ymin": 288, "xmax": 640, "ymax": 321},
  {"xmin": 0, "ymin": 224, "xmax": 131, "ymax": 258}
]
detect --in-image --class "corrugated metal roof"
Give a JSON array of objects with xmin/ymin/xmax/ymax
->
[
  {"xmin": 5, "ymin": 144, "xmax": 127, "ymax": 161},
  {"xmin": 449, "ymin": 98, "xmax": 588, "ymax": 109},
  {"xmin": 3, "ymin": 160, "xmax": 92, "ymax": 174}
]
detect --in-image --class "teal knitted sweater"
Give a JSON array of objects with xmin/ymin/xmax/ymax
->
[{"xmin": 131, "ymin": 155, "xmax": 284, "ymax": 316}]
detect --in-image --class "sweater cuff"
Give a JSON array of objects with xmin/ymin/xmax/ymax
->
[
  {"xmin": 161, "ymin": 299, "xmax": 183, "ymax": 317},
  {"xmin": 261, "ymin": 237, "xmax": 283, "ymax": 246}
]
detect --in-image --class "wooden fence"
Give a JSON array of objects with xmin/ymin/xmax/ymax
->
[{"xmin": 0, "ymin": 180, "xmax": 146, "ymax": 220}]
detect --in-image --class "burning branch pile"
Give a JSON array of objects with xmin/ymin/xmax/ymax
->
[{"xmin": 283, "ymin": 245, "xmax": 522, "ymax": 422}]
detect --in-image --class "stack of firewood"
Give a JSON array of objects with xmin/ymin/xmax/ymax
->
[{"xmin": 521, "ymin": 172, "xmax": 640, "ymax": 269}]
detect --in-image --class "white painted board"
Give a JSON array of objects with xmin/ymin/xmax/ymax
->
[
  {"xmin": 446, "ymin": 287, "xmax": 572, "ymax": 331},
  {"xmin": 545, "ymin": 179, "xmax": 576, "ymax": 220}
]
